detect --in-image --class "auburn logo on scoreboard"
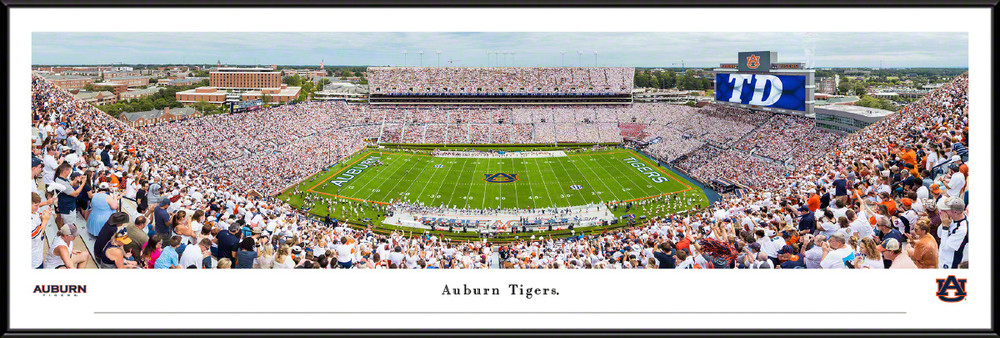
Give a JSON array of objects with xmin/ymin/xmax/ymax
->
[
  {"xmin": 484, "ymin": 173, "xmax": 518, "ymax": 183},
  {"xmin": 746, "ymin": 55, "xmax": 761, "ymax": 69}
]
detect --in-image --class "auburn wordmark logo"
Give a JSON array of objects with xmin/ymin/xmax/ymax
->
[
  {"xmin": 935, "ymin": 275, "xmax": 967, "ymax": 302},
  {"xmin": 746, "ymin": 55, "xmax": 761, "ymax": 69}
]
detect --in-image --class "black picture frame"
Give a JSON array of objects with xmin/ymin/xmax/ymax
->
[{"xmin": 3, "ymin": 1, "xmax": 996, "ymax": 337}]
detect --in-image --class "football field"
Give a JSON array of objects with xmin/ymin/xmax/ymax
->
[{"xmin": 286, "ymin": 148, "xmax": 707, "ymax": 211}]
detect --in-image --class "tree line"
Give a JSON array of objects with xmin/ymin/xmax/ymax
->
[{"xmin": 634, "ymin": 70, "xmax": 712, "ymax": 91}]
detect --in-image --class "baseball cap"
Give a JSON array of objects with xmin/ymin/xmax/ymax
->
[
  {"xmin": 798, "ymin": 205, "xmax": 810, "ymax": 212},
  {"xmin": 930, "ymin": 184, "xmax": 942, "ymax": 194},
  {"xmin": 115, "ymin": 227, "xmax": 132, "ymax": 245},
  {"xmin": 777, "ymin": 245, "xmax": 795, "ymax": 255},
  {"xmin": 99, "ymin": 182, "xmax": 110, "ymax": 190},
  {"xmin": 748, "ymin": 242, "xmax": 761, "ymax": 252},
  {"xmin": 70, "ymin": 172, "xmax": 83, "ymax": 179},
  {"xmin": 159, "ymin": 199, "xmax": 171, "ymax": 207},
  {"xmin": 951, "ymin": 155, "xmax": 961, "ymax": 162},
  {"xmin": 900, "ymin": 198, "xmax": 912, "ymax": 207},
  {"xmin": 31, "ymin": 156, "xmax": 43, "ymax": 167},
  {"xmin": 807, "ymin": 188, "xmax": 816, "ymax": 194},
  {"xmin": 949, "ymin": 163, "xmax": 960, "ymax": 172},
  {"xmin": 877, "ymin": 238, "xmax": 900, "ymax": 252},
  {"xmin": 946, "ymin": 197, "xmax": 966, "ymax": 213},
  {"xmin": 936, "ymin": 197, "xmax": 950, "ymax": 211},
  {"xmin": 869, "ymin": 216, "xmax": 878, "ymax": 226},
  {"xmin": 228, "ymin": 223, "xmax": 241, "ymax": 233},
  {"xmin": 58, "ymin": 224, "xmax": 80, "ymax": 237},
  {"xmin": 924, "ymin": 199, "xmax": 938, "ymax": 211}
]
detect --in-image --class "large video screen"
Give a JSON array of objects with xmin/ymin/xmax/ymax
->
[{"xmin": 715, "ymin": 73, "xmax": 806, "ymax": 111}]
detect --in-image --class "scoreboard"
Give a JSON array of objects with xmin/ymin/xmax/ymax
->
[
  {"xmin": 229, "ymin": 99, "xmax": 263, "ymax": 113},
  {"xmin": 713, "ymin": 51, "xmax": 814, "ymax": 116}
]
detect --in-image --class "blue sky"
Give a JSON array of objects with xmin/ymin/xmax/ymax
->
[{"xmin": 32, "ymin": 32, "xmax": 968, "ymax": 68}]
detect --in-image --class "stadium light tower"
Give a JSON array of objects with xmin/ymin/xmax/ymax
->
[
  {"xmin": 511, "ymin": 51, "xmax": 516, "ymax": 67},
  {"xmin": 594, "ymin": 51, "xmax": 598, "ymax": 67},
  {"xmin": 577, "ymin": 50, "xmax": 583, "ymax": 67},
  {"xmin": 436, "ymin": 50, "xmax": 441, "ymax": 67},
  {"xmin": 418, "ymin": 51, "xmax": 424, "ymax": 67},
  {"xmin": 402, "ymin": 50, "xmax": 408, "ymax": 66},
  {"xmin": 560, "ymin": 51, "xmax": 566, "ymax": 67}
]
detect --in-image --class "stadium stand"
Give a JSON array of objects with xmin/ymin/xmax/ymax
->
[{"xmin": 30, "ymin": 68, "xmax": 969, "ymax": 269}]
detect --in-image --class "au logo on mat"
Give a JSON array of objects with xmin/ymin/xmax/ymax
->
[{"xmin": 484, "ymin": 173, "xmax": 518, "ymax": 183}]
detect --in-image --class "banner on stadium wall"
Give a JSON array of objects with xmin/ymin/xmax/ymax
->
[{"xmin": 715, "ymin": 73, "xmax": 807, "ymax": 112}]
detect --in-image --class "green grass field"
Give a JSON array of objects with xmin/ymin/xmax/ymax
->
[{"xmin": 277, "ymin": 147, "xmax": 710, "ymax": 240}]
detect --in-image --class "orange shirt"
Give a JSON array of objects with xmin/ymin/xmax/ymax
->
[
  {"xmin": 807, "ymin": 194, "xmax": 821, "ymax": 212},
  {"xmin": 900, "ymin": 150, "xmax": 917, "ymax": 166},
  {"xmin": 911, "ymin": 234, "xmax": 939, "ymax": 269}
]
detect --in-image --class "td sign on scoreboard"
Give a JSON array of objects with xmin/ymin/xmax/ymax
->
[
  {"xmin": 713, "ymin": 51, "xmax": 814, "ymax": 115},
  {"xmin": 715, "ymin": 74, "xmax": 807, "ymax": 112}
]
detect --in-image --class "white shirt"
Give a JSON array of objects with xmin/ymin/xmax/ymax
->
[
  {"xmin": 819, "ymin": 221, "xmax": 839, "ymax": 238},
  {"xmin": 251, "ymin": 214, "xmax": 265, "ymax": 229},
  {"xmin": 937, "ymin": 217, "xmax": 968, "ymax": 269},
  {"xmin": 179, "ymin": 245, "xmax": 205, "ymax": 269},
  {"xmin": 677, "ymin": 257, "xmax": 695, "ymax": 269},
  {"xmin": 947, "ymin": 172, "xmax": 965, "ymax": 197},
  {"xmin": 32, "ymin": 212, "xmax": 46, "ymax": 268},
  {"xmin": 820, "ymin": 247, "xmax": 856, "ymax": 269},
  {"xmin": 335, "ymin": 244, "xmax": 354, "ymax": 263},
  {"xmin": 857, "ymin": 256, "xmax": 885, "ymax": 269},
  {"xmin": 44, "ymin": 236, "xmax": 73, "ymax": 268},
  {"xmin": 273, "ymin": 256, "xmax": 295, "ymax": 269},
  {"xmin": 848, "ymin": 219, "xmax": 875, "ymax": 240},
  {"xmin": 124, "ymin": 178, "xmax": 139, "ymax": 199},
  {"xmin": 925, "ymin": 151, "xmax": 938, "ymax": 171},
  {"xmin": 388, "ymin": 251, "xmax": 406, "ymax": 266},
  {"xmin": 803, "ymin": 245, "xmax": 823, "ymax": 269},
  {"xmin": 190, "ymin": 221, "xmax": 204, "ymax": 238},
  {"xmin": 64, "ymin": 153, "xmax": 80, "ymax": 168},
  {"xmin": 42, "ymin": 154, "xmax": 59, "ymax": 184}
]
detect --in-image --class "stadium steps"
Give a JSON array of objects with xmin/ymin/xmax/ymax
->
[
  {"xmin": 489, "ymin": 251, "xmax": 500, "ymax": 269},
  {"xmin": 376, "ymin": 110, "xmax": 388, "ymax": 142}
]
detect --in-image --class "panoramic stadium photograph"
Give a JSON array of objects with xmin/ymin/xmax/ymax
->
[{"xmin": 29, "ymin": 32, "xmax": 970, "ymax": 270}]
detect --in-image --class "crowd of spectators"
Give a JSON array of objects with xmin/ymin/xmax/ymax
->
[
  {"xmin": 30, "ymin": 70, "xmax": 969, "ymax": 269},
  {"xmin": 368, "ymin": 67, "xmax": 634, "ymax": 95}
]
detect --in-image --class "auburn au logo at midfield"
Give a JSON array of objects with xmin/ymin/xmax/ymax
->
[
  {"xmin": 746, "ymin": 55, "xmax": 761, "ymax": 69},
  {"xmin": 935, "ymin": 275, "xmax": 967, "ymax": 302},
  {"xmin": 484, "ymin": 173, "xmax": 518, "ymax": 183}
]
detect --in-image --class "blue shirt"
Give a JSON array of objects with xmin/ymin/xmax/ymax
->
[
  {"xmin": 953, "ymin": 143, "xmax": 968, "ymax": 156},
  {"xmin": 832, "ymin": 179, "xmax": 848, "ymax": 197},
  {"xmin": 798, "ymin": 212, "xmax": 816, "ymax": 234},
  {"xmin": 154, "ymin": 207, "xmax": 171, "ymax": 236},
  {"xmin": 879, "ymin": 228, "xmax": 903, "ymax": 244},
  {"xmin": 155, "ymin": 246, "xmax": 180, "ymax": 269},
  {"xmin": 216, "ymin": 231, "xmax": 240, "ymax": 260}
]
